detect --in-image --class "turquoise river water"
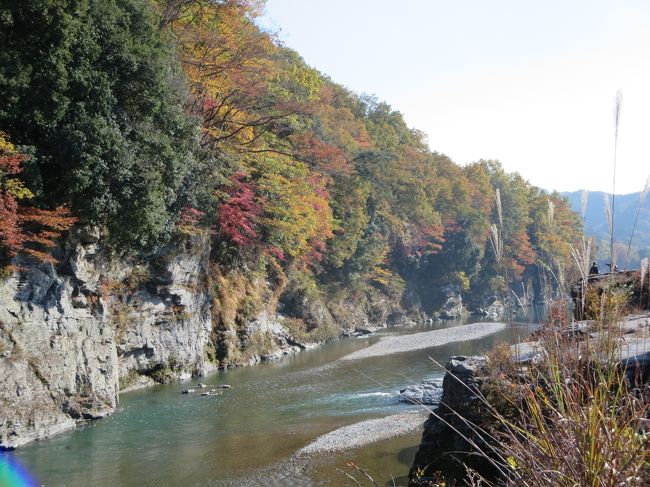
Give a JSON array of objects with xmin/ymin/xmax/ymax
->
[{"xmin": 2, "ymin": 311, "xmax": 544, "ymax": 487}]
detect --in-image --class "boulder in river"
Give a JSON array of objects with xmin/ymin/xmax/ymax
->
[
  {"xmin": 399, "ymin": 378, "xmax": 443, "ymax": 405},
  {"xmin": 482, "ymin": 299, "xmax": 505, "ymax": 319},
  {"xmin": 354, "ymin": 326, "xmax": 377, "ymax": 335},
  {"xmin": 201, "ymin": 389, "xmax": 220, "ymax": 396},
  {"xmin": 437, "ymin": 286, "xmax": 469, "ymax": 320}
]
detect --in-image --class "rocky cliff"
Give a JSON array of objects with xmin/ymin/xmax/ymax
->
[{"xmin": 0, "ymin": 229, "xmax": 214, "ymax": 448}]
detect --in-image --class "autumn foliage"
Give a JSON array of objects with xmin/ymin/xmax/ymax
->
[
  {"xmin": 0, "ymin": 0, "xmax": 584, "ymax": 306},
  {"xmin": 217, "ymin": 171, "xmax": 260, "ymax": 247},
  {"xmin": 0, "ymin": 133, "xmax": 75, "ymax": 267}
]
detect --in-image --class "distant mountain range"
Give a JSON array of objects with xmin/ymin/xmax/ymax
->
[{"xmin": 563, "ymin": 190, "xmax": 650, "ymax": 268}]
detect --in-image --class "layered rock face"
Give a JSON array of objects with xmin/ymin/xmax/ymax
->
[{"xmin": 0, "ymin": 230, "xmax": 213, "ymax": 448}]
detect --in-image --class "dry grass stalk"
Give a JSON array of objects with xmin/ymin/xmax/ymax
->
[
  {"xmin": 489, "ymin": 224, "xmax": 503, "ymax": 264},
  {"xmin": 570, "ymin": 236, "xmax": 592, "ymax": 317},
  {"xmin": 420, "ymin": 296, "xmax": 649, "ymax": 487},
  {"xmin": 642, "ymin": 175, "xmax": 650, "ymax": 202},
  {"xmin": 495, "ymin": 189, "xmax": 503, "ymax": 228},
  {"xmin": 641, "ymin": 257, "xmax": 649, "ymax": 309},
  {"xmin": 604, "ymin": 193, "xmax": 613, "ymax": 244},
  {"xmin": 337, "ymin": 462, "xmax": 381, "ymax": 487},
  {"xmin": 610, "ymin": 90, "xmax": 623, "ymax": 273},
  {"xmin": 494, "ymin": 298, "xmax": 648, "ymax": 487},
  {"xmin": 623, "ymin": 175, "xmax": 650, "ymax": 271}
]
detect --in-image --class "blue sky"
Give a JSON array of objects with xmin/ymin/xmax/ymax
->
[{"xmin": 259, "ymin": 0, "xmax": 650, "ymax": 194}]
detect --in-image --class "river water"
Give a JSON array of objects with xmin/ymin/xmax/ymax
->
[{"xmin": 3, "ymin": 312, "xmax": 543, "ymax": 487}]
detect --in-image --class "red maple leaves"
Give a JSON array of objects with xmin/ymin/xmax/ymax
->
[{"xmin": 217, "ymin": 171, "xmax": 260, "ymax": 247}]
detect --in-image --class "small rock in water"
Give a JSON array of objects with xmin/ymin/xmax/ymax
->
[
  {"xmin": 201, "ymin": 389, "xmax": 220, "ymax": 396},
  {"xmin": 217, "ymin": 384, "xmax": 231, "ymax": 389},
  {"xmin": 181, "ymin": 388, "xmax": 196, "ymax": 394},
  {"xmin": 355, "ymin": 326, "xmax": 376, "ymax": 335},
  {"xmin": 196, "ymin": 383, "xmax": 207, "ymax": 389}
]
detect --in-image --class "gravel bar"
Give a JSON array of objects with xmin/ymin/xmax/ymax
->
[
  {"xmin": 297, "ymin": 412, "xmax": 428, "ymax": 455},
  {"xmin": 339, "ymin": 322, "xmax": 508, "ymax": 361}
]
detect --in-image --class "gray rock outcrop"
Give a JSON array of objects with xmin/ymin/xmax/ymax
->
[
  {"xmin": 0, "ymin": 231, "xmax": 213, "ymax": 449},
  {"xmin": 437, "ymin": 286, "xmax": 468, "ymax": 320}
]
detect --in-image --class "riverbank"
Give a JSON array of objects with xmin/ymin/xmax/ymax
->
[{"xmin": 409, "ymin": 310, "xmax": 650, "ymax": 486}]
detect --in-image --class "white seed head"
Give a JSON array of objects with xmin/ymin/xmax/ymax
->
[
  {"xmin": 581, "ymin": 190, "xmax": 588, "ymax": 219},
  {"xmin": 495, "ymin": 189, "xmax": 503, "ymax": 228}
]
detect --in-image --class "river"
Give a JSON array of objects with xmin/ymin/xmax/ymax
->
[{"xmin": 2, "ymin": 312, "xmax": 543, "ymax": 486}]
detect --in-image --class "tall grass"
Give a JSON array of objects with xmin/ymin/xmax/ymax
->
[
  {"xmin": 641, "ymin": 257, "xmax": 649, "ymax": 310},
  {"xmin": 494, "ymin": 297, "xmax": 648, "ymax": 487},
  {"xmin": 411, "ymin": 295, "xmax": 649, "ymax": 487},
  {"xmin": 609, "ymin": 91, "xmax": 622, "ymax": 273},
  {"xmin": 623, "ymin": 175, "xmax": 650, "ymax": 271},
  {"xmin": 570, "ymin": 235, "xmax": 592, "ymax": 318}
]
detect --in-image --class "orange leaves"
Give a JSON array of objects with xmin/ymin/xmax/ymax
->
[
  {"xmin": 0, "ymin": 152, "xmax": 27, "ymax": 176},
  {"xmin": 19, "ymin": 206, "xmax": 76, "ymax": 233},
  {"xmin": 511, "ymin": 231, "xmax": 536, "ymax": 267},
  {"xmin": 17, "ymin": 206, "xmax": 76, "ymax": 264},
  {"xmin": 0, "ymin": 133, "xmax": 28, "ymax": 176},
  {"xmin": 503, "ymin": 230, "xmax": 537, "ymax": 281},
  {"xmin": 289, "ymin": 132, "xmax": 350, "ymax": 176},
  {"xmin": 0, "ymin": 189, "xmax": 22, "ymax": 259},
  {"xmin": 413, "ymin": 224, "xmax": 445, "ymax": 256},
  {"xmin": 0, "ymin": 134, "xmax": 75, "ymax": 265},
  {"xmin": 161, "ymin": 0, "xmax": 277, "ymax": 150}
]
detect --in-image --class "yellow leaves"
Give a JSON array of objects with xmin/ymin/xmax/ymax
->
[
  {"xmin": 4, "ymin": 178, "xmax": 33, "ymax": 200},
  {"xmin": 0, "ymin": 133, "xmax": 15, "ymax": 153},
  {"xmin": 202, "ymin": 103, "xmax": 257, "ymax": 145},
  {"xmin": 0, "ymin": 132, "xmax": 32, "ymax": 199},
  {"xmin": 161, "ymin": 0, "xmax": 276, "ymax": 150},
  {"xmin": 252, "ymin": 153, "xmax": 334, "ymax": 259},
  {"xmin": 371, "ymin": 266, "xmax": 392, "ymax": 286},
  {"xmin": 457, "ymin": 271, "xmax": 471, "ymax": 292}
]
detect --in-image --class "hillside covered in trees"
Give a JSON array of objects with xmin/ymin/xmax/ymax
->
[{"xmin": 0, "ymin": 0, "xmax": 583, "ymax": 356}]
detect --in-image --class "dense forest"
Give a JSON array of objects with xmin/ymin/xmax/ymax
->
[{"xmin": 0, "ymin": 0, "xmax": 583, "ymax": 354}]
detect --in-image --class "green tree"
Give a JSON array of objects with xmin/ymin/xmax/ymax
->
[{"xmin": 0, "ymin": 0, "xmax": 202, "ymax": 248}]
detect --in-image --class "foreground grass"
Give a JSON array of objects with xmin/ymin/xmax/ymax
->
[
  {"xmin": 405, "ymin": 292, "xmax": 649, "ymax": 487},
  {"xmin": 485, "ymin": 308, "xmax": 649, "ymax": 486}
]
